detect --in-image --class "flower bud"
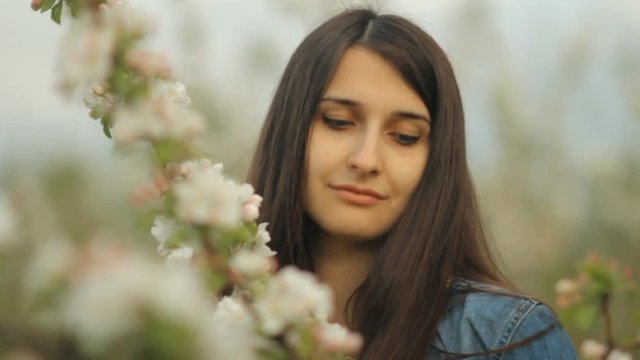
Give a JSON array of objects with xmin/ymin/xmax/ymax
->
[
  {"xmin": 554, "ymin": 279, "xmax": 577, "ymax": 295},
  {"xmin": 92, "ymin": 84, "xmax": 106, "ymax": 97},
  {"xmin": 31, "ymin": 0, "xmax": 42, "ymax": 11}
]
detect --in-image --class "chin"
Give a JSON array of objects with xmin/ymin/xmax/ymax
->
[{"xmin": 324, "ymin": 222, "xmax": 387, "ymax": 241}]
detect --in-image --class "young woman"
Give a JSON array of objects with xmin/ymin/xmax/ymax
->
[{"xmin": 248, "ymin": 8, "xmax": 578, "ymax": 359}]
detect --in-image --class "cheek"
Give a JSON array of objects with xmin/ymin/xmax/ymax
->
[{"xmin": 390, "ymin": 150, "xmax": 428, "ymax": 199}]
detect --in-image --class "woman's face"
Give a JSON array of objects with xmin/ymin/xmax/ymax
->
[{"xmin": 304, "ymin": 46, "xmax": 431, "ymax": 241}]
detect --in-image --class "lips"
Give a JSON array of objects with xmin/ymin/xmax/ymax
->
[{"xmin": 329, "ymin": 184, "xmax": 386, "ymax": 206}]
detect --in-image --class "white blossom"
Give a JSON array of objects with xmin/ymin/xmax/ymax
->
[
  {"xmin": 229, "ymin": 249, "xmax": 273, "ymax": 277},
  {"xmin": 172, "ymin": 161, "xmax": 257, "ymax": 227},
  {"xmin": 24, "ymin": 238, "xmax": 75, "ymax": 295},
  {"xmin": 63, "ymin": 243, "xmax": 213, "ymax": 354},
  {"xmin": 554, "ymin": 278, "xmax": 579, "ymax": 296},
  {"xmin": 255, "ymin": 266, "xmax": 333, "ymax": 335},
  {"xmin": 314, "ymin": 322, "xmax": 363, "ymax": 353},
  {"xmin": 209, "ymin": 296, "xmax": 264, "ymax": 360},
  {"xmin": 167, "ymin": 158, "xmax": 220, "ymax": 182},
  {"xmin": 151, "ymin": 80, "xmax": 191, "ymax": 105},
  {"xmin": 254, "ymin": 222, "xmax": 276, "ymax": 257},
  {"xmin": 58, "ymin": 16, "xmax": 117, "ymax": 96},
  {"xmin": 111, "ymin": 95, "xmax": 205, "ymax": 146},
  {"xmin": 607, "ymin": 350, "xmax": 632, "ymax": 360},
  {"xmin": 0, "ymin": 193, "xmax": 18, "ymax": 248},
  {"xmin": 580, "ymin": 339, "xmax": 607, "ymax": 360},
  {"xmin": 150, "ymin": 215, "xmax": 175, "ymax": 255},
  {"xmin": 125, "ymin": 49, "xmax": 172, "ymax": 78},
  {"xmin": 165, "ymin": 246, "xmax": 194, "ymax": 267}
]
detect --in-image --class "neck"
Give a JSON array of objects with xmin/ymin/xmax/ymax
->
[{"xmin": 312, "ymin": 233, "xmax": 376, "ymax": 330}]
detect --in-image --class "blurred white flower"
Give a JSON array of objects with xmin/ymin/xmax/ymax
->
[
  {"xmin": 607, "ymin": 350, "xmax": 632, "ymax": 360},
  {"xmin": 210, "ymin": 296, "xmax": 264, "ymax": 360},
  {"xmin": 58, "ymin": 1, "xmax": 155, "ymax": 96},
  {"xmin": 150, "ymin": 215, "xmax": 175, "ymax": 255},
  {"xmin": 166, "ymin": 246, "xmax": 194, "ymax": 267},
  {"xmin": 554, "ymin": 277, "xmax": 583, "ymax": 308},
  {"xmin": 314, "ymin": 322, "xmax": 363, "ymax": 354},
  {"xmin": 63, "ymin": 243, "xmax": 213, "ymax": 354},
  {"xmin": 580, "ymin": 339, "xmax": 606, "ymax": 360},
  {"xmin": 83, "ymin": 84, "xmax": 115, "ymax": 116},
  {"xmin": 167, "ymin": 158, "xmax": 220, "ymax": 182},
  {"xmin": 58, "ymin": 16, "xmax": 117, "ymax": 96},
  {"xmin": 0, "ymin": 193, "xmax": 18, "ymax": 248},
  {"xmin": 125, "ymin": 49, "xmax": 172, "ymax": 78},
  {"xmin": 24, "ymin": 238, "xmax": 75, "ymax": 295},
  {"xmin": 242, "ymin": 194, "xmax": 263, "ymax": 221},
  {"xmin": 101, "ymin": 3, "xmax": 155, "ymax": 39},
  {"xmin": 173, "ymin": 161, "xmax": 256, "ymax": 227},
  {"xmin": 111, "ymin": 95, "xmax": 205, "ymax": 146},
  {"xmin": 255, "ymin": 266, "xmax": 333, "ymax": 335},
  {"xmin": 255, "ymin": 222, "xmax": 276, "ymax": 257},
  {"xmin": 229, "ymin": 249, "xmax": 273, "ymax": 277},
  {"xmin": 554, "ymin": 278, "xmax": 579, "ymax": 296},
  {"xmin": 151, "ymin": 80, "xmax": 191, "ymax": 105}
]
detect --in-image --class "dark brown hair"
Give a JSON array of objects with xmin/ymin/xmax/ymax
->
[{"xmin": 248, "ymin": 8, "xmax": 549, "ymax": 359}]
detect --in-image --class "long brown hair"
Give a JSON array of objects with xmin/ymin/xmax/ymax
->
[{"xmin": 248, "ymin": 8, "xmax": 535, "ymax": 359}]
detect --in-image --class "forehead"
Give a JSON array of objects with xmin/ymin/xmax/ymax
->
[{"xmin": 322, "ymin": 46, "xmax": 429, "ymax": 115}]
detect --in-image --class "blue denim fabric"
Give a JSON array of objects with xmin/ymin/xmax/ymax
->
[{"xmin": 426, "ymin": 279, "xmax": 578, "ymax": 359}]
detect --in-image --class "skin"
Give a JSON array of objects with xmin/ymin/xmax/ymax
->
[{"xmin": 303, "ymin": 46, "xmax": 431, "ymax": 327}]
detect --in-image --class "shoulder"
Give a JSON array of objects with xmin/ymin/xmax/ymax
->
[{"xmin": 429, "ymin": 279, "xmax": 578, "ymax": 359}]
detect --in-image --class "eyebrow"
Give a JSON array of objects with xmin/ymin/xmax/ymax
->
[{"xmin": 320, "ymin": 96, "xmax": 431, "ymax": 124}]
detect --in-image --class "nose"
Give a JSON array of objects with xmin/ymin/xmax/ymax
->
[{"xmin": 347, "ymin": 129, "xmax": 382, "ymax": 176}]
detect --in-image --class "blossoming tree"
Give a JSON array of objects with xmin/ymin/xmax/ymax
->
[{"xmin": 0, "ymin": 1, "xmax": 362, "ymax": 359}]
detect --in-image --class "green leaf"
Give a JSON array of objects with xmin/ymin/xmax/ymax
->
[
  {"xmin": 102, "ymin": 119, "xmax": 112, "ymax": 138},
  {"xmin": 50, "ymin": 1, "xmax": 63, "ymax": 24},
  {"xmin": 40, "ymin": 0, "xmax": 56, "ymax": 12},
  {"xmin": 142, "ymin": 315, "xmax": 199, "ymax": 360},
  {"xmin": 89, "ymin": 106, "xmax": 104, "ymax": 120},
  {"xmin": 574, "ymin": 305, "xmax": 598, "ymax": 331}
]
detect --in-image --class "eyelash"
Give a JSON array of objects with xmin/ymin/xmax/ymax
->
[{"xmin": 321, "ymin": 115, "xmax": 422, "ymax": 146}]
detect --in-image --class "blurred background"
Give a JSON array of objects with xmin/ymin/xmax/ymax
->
[{"xmin": 1, "ymin": 0, "xmax": 639, "ymax": 349}]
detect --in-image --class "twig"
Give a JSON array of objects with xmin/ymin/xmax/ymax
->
[{"xmin": 601, "ymin": 294, "xmax": 616, "ymax": 359}]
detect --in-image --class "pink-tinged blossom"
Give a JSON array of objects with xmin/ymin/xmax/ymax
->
[
  {"xmin": 125, "ymin": 49, "xmax": 173, "ymax": 78},
  {"xmin": 255, "ymin": 266, "xmax": 333, "ymax": 335},
  {"xmin": 242, "ymin": 194, "xmax": 263, "ymax": 221},
  {"xmin": 172, "ymin": 161, "xmax": 260, "ymax": 228},
  {"xmin": 111, "ymin": 94, "xmax": 205, "ymax": 146},
  {"xmin": 554, "ymin": 278, "xmax": 582, "ymax": 308}
]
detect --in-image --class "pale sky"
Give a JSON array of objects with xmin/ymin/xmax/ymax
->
[{"xmin": 1, "ymin": 0, "xmax": 638, "ymax": 177}]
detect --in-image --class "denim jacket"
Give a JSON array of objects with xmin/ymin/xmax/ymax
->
[{"xmin": 426, "ymin": 279, "xmax": 578, "ymax": 359}]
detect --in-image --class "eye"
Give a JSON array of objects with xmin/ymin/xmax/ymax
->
[
  {"xmin": 392, "ymin": 132, "xmax": 421, "ymax": 146},
  {"xmin": 322, "ymin": 115, "xmax": 353, "ymax": 129}
]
